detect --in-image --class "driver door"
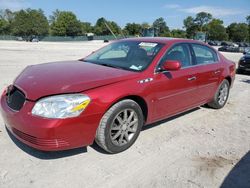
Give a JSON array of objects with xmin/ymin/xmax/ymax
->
[{"xmin": 151, "ymin": 43, "xmax": 200, "ymax": 121}]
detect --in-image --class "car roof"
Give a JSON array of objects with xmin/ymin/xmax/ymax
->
[{"xmin": 120, "ymin": 37, "xmax": 198, "ymax": 44}]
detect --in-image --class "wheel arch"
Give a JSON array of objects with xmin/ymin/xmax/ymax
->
[
  {"xmin": 224, "ymin": 76, "xmax": 232, "ymax": 86},
  {"xmin": 111, "ymin": 95, "xmax": 148, "ymax": 123}
]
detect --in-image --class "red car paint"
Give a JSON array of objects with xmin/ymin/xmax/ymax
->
[{"xmin": 0, "ymin": 38, "xmax": 235, "ymax": 151}]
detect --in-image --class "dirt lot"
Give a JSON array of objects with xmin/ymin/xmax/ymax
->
[{"xmin": 0, "ymin": 41, "xmax": 249, "ymax": 188}]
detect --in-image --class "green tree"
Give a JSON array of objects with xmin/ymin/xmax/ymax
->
[
  {"xmin": 227, "ymin": 23, "xmax": 249, "ymax": 42},
  {"xmin": 109, "ymin": 21, "xmax": 121, "ymax": 35},
  {"xmin": 247, "ymin": 15, "xmax": 250, "ymax": 25},
  {"xmin": 152, "ymin": 17, "xmax": 169, "ymax": 36},
  {"xmin": 183, "ymin": 12, "xmax": 212, "ymax": 38},
  {"xmin": 49, "ymin": 9, "xmax": 60, "ymax": 24},
  {"xmin": 94, "ymin": 17, "xmax": 121, "ymax": 35},
  {"xmin": 171, "ymin": 29, "xmax": 186, "ymax": 38},
  {"xmin": 94, "ymin": 17, "xmax": 109, "ymax": 35},
  {"xmin": 0, "ymin": 9, "xmax": 15, "ymax": 34},
  {"xmin": 81, "ymin": 22, "xmax": 93, "ymax": 34},
  {"xmin": 0, "ymin": 18, "xmax": 9, "ymax": 34},
  {"xmin": 141, "ymin": 22, "xmax": 150, "ymax": 29},
  {"xmin": 123, "ymin": 23, "xmax": 142, "ymax": 36},
  {"xmin": 50, "ymin": 10, "xmax": 81, "ymax": 36},
  {"xmin": 207, "ymin": 19, "xmax": 228, "ymax": 41},
  {"xmin": 1, "ymin": 9, "xmax": 15, "ymax": 22},
  {"xmin": 246, "ymin": 15, "xmax": 250, "ymax": 42},
  {"xmin": 183, "ymin": 16, "xmax": 198, "ymax": 38},
  {"xmin": 12, "ymin": 9, "xmax": 49, "ymax": 37},
  {"xmin": 194, "ymin": 12, "xmax": 212, "ymax": 31}
]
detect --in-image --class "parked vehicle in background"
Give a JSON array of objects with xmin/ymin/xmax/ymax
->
[
  {"xmin": 218, "ymin": 45, "xmax": 239, "ymax": 53},
  {"xmin": 218, "ymin": 42, "xmax": 240, "ymax": 53},
  {"xmin": 215, "ymin": 41, "xmax": 222, "ymax": 46},
  {"xmin": 208, "ymin": 41, "xmax": 217, "ymax": 46},
  {"xmin": 244, "ymin": 47, "xmax": 250, "ymax": 53},
  {"xmin": 208, "ymin": 41, "xmax": 222, "ymax": 46},
  {"xmin": 218, "ymin": 42, "xmax": 249, "ymax": 53},
  {"xmin": 31, "ymin": 38, "xmax": 39, "ymax": 42},
  {"xmin": 16, "ymin": 37, "xmax": 23, "ymax": 41},
  {"xmin": 237, "ymin": 50, "xmax": 250, "ymax": 74},
  {"xmin": 220, "ymin": 42, "xmax": 231, "ymax": 46},
  {"xmin": 24, "ymin": 35, "xmax": 39, "ymax": 42},
  {"xmin": 0, "ymin": 37, "xmax": 236, "ymax": 153},
  {"xmin": 86, "ymin": 33, "xmax": 94, "ymax": 41},
  {"xmin": 237, "ymin": 42, "xmax": 249, "ymax": 47}
]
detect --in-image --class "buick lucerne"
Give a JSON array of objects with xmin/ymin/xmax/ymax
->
[{"xmin": 0, "ymin": 38, "xmax": 236, "ymax": 153}]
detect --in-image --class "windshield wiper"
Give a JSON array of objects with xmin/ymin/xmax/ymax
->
[
  {"xmin": 98, "ymin": 63, "xmax": 125, "ymax": 70},
  {"xmin": 81, "ymin": 60, "xmax": 129, "ymax": 71}
]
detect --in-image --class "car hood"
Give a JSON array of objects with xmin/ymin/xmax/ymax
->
[{"xmin": 14, "ymin": 61, "xmax": 138, "ymax": 100}]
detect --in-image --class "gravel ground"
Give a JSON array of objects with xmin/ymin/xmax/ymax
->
[{"xmin": 0, "ymin": 41, "xmax": 249, "ymax": 188}]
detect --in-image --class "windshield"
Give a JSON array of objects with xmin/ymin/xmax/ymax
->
[{"xmin": 84, "ymin": 41, "xmax": 164, "ymax": 72}]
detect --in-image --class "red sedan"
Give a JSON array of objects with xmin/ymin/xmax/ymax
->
[{"xmin": 0, "ymin": 38, "xmax": 235, "ymax": 153}]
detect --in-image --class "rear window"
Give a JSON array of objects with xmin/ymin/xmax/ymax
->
[{"xmin": 192, "ymin": 44, "xmax": 218, "ymax": 64}]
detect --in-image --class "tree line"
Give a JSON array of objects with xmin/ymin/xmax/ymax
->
[{"xmin": 0, "ymin": 8, "xmax": 249, "ymax": 42}]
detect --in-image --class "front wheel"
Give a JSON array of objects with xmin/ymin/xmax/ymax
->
[
  {"xmin": 95, "ymin": 99, "xmax": 144, "ymax": 153},
  {"xmin": 208, "ymin": 79, "xmax": 230, "ymax": 109}
]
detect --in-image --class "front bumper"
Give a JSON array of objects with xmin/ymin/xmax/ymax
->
[
  {"xmin": 238, "ymin": 60, "xmax": 250, "ymax": 72},
  {"xmin": 238, "ymin": 65, "xmax": 250, "ymax": 72},
  {"xmin": 0, "ymin": 94, "xmax": 102, "ymax": 151}
]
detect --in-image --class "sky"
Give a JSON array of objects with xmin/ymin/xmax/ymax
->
[{"xmin": 0, "ymin": 0, "xmax": 249, "ymax": 29}]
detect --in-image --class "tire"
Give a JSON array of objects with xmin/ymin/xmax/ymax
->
[
  {"xmin": 95, "ymin": 99, "xmax": 144, "ymax": 153},
  {"xmin": 208, "ymin": 79, "xmax": 230, "ymax": 109}
]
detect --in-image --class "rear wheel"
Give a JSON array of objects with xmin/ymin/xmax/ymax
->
[
  {"xmin": 95, "ymin": 99, "xmax": 144, "ymax": 153},
  {"xmin": 208, "ymin": 79, "xmax": 230, "ymax": 109}
]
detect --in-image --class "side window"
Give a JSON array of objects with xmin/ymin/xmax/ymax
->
[
  {"xmin": 192, "ymin": 44, "xmax": 218, "ymax": 65},
  {"xmin": 160, "ymin": 44, "xmax": 192, "ymax": 67}
]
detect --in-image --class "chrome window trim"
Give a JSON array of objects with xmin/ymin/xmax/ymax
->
[{"xmin": 154, "ymin": 42, "xmax": 220, "ymax": 74}]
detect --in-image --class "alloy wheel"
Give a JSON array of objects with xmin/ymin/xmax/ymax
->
[
  {"xmin": 218, "ymin": 83, "xmax": 229, "ymax": 106},
  {"xmin": 110, "ymin": 109, "xmax": 139, "ymax": 146}
]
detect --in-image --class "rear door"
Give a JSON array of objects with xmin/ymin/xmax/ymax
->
[{"xmin": 190, "ymin": 43, "xmax": 222, "ymax": 102}]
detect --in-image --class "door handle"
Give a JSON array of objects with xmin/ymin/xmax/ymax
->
[
  {"xmin": 187, "ymin": 76, "xmax": 196, "ymax": 81},
  {"xmin": 214, "ymin": 70, "xmax": 221, "ymax": 74}
]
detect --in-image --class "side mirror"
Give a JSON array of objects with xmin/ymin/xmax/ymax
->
[
  {"xmin": 160, "ymin": 60, "xmax": 181, "ymax": 71},
  {"xmin": 243, "ymin": 51, "xmax": 246, "ymax": 55}
]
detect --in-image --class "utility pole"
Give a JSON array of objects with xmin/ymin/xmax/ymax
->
[{"xmin": 104, "ymin": 21, "xmax": 117, "ymax": 39}]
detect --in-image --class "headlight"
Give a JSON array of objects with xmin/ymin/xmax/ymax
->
[{"xmin": 32, "ymin": 94, "xmax": 91, "ymax": 119}]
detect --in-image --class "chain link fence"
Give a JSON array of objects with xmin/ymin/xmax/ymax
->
[{"xmin": 0, "ymin": 35, "xmax": 129, "ymax": 42}]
